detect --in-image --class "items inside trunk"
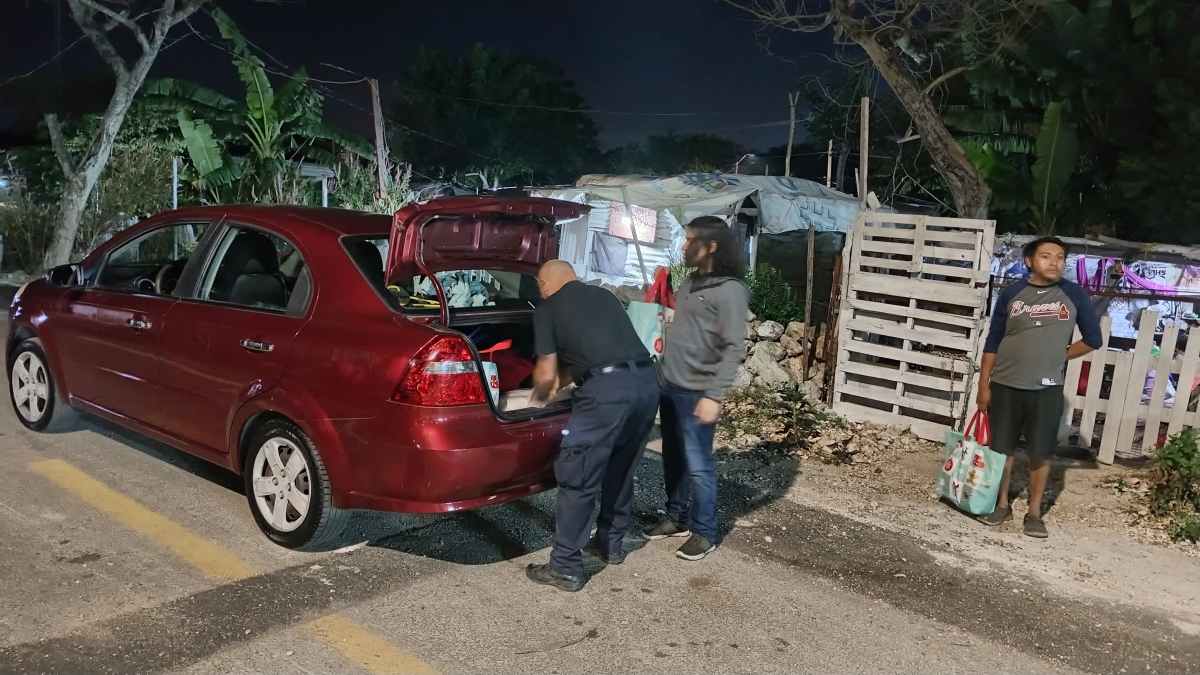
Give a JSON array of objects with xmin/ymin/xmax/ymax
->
[{"xmin": 458, "ymin": 319, "xmax": 573, "ymax": 413}]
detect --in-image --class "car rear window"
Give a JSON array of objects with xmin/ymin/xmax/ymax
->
[{"xmin": 343, "ymin": 236, "xmax": 540, "ymax": 312}]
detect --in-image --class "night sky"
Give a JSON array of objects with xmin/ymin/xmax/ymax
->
[{"xmin": 2, "ymin": 1, "xmax": 835, "ymax": 154}]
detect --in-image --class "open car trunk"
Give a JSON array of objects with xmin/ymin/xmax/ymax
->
[
  {"xmin": 386, "ymin": 197, "xmax": 590, "ymax": 419},
  {"xmin": 452, "ymin": 311, "xmax": 574, "ymax": 417}
]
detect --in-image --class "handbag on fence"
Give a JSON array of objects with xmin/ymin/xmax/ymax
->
[
  {"xmin": 937, "ymin": 410, "xmax": 1006, "ymax": 515},
  {"xmin": 626, "ymin": 266, "xmax": 675, "ymax": 357}
]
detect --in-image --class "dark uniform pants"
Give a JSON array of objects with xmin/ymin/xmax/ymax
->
[{"xmin": 550, "ymin": 366, "xmax": 660, "ymax": 577}]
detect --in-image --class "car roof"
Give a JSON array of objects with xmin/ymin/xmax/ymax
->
[{"xmin": 165, "ymin": 205, "xmax": 392, "ymax": 237}]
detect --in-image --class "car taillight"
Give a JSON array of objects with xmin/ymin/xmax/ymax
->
[{"xmin": 393, "ymin": 335, "xmax": 487, "ymax": 406}]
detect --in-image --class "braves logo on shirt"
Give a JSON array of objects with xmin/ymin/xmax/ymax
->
[{"xmin": 1009, "ymin": 299, "xmax": 1071, "ymax": 321}]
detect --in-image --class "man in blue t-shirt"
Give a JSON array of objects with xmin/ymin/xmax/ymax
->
[{"xmin": 977, "ymin": 236, "xmax": 1103, "ymax": 538}]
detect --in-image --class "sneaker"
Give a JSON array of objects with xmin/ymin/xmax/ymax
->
[
  {"xmin": 644, "ymin": 516, "xmax": 690, "ymax": 540},
  {"xmin": 676, "ymin": 534, "xmax": 716, "ymax": 561},
  {"xmin": 584, "ymin": 539, "xmax": 627, "ymax": 565},
  {"xmin": 1023, "ymin": 515, "xmax": 1049, "ymax": 539},
  {"xmin": 977, "ymin": 504, "xmax": 1012, "ymax": 527},
  {"xmin": 525, "ymin": 564, "xmax": 585, "ymax": 592}
]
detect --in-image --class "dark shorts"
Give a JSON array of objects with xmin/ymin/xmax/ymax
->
[{"xmin": 988, "ymin": 382, "xmax": 1063, "ymax": 459}]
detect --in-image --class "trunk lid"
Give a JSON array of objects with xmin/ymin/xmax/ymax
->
[{"xmin": 385, "ymin": 196, "xmax": 589, "ymax": 287}]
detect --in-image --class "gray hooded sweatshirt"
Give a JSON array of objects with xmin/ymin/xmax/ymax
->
[{"xmin": 659, "ymin": 275, "xmax": 749, "ymax": 401}]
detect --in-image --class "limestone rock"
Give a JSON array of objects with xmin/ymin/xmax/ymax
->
[
  {"xmin": 733, "ymin": 365, "xmax": 754, "ymax": 389},
  {"xmin": 780, "ymin": 334, "xmax": 804, "ymax": 358},
  {"xmin": 753, "ymin": 341, "xmax": 786, "ymax": 362},
  {"xmin": 786, "ymin": 321, "xmax": 806, "ymax": 340},
  {"xmin": 746, "ymin": 323, "xmax": 758, "ymax": 341},
  {"xmin": 746, "ymin": 349, "xmax": 791, "ymax": 387},
  {"xmin": 757, "ymin": 320, "xmax": 785, "ymax": 340}
]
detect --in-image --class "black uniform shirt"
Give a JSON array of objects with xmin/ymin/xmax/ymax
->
[{"xmin": 533, "ymin": 281, "xmax": 649, "ymax": 382}]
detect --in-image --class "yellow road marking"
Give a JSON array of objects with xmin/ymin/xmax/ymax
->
[
  {"xmin": 310, "ymin": 614, "xmax": 439, "ymax": 675},
  {"xmin": 29, "ymin": 458, "xmax": 438, "ymax": 674},
  {"xmin": 30, "ymin": 459, "xmax": 253, "ymax": 581}
]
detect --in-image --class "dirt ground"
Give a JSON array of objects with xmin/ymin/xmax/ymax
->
[{"xmin": 709, "ymin": 420, "xmax": 1200, "ymax": 631}]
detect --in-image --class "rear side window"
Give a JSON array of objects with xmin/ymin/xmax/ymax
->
[
  {"xmin": 198, "ymin": 226, "xmax": 310, "ymax": 314},
  {"xmin": 344, "ymin": 236, "xmax": 539, "ymax": 312}
]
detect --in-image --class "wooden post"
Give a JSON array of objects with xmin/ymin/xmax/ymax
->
[
  {"xmin": 785, "ymin": 91, "xmax": 800, "ymax": 177},
  {"xmin": 802, "ymin": 225, "xmax": 816, "ymax": 379},
  {"xmin": 620, "ymin": 186, "xmax": 650, "ymax": 288},
  {"xmin": 859, "ymin": 96, "xmax": 870, "ymax": 206},
  {"xmin": 822, "ymin": 253, "xmax": 844, "ymax": 404},
  {"xmin": 368, "ymin": 78, "xmax": 389, "ymax": 196},
  {"xmin": 825, "ymin": 139, "xmax": 833, "ymax": 187}
]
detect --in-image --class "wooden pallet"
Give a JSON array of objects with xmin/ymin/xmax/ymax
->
[{"xmin": 832, "ymin": 212, "xmax": 995, "ymax": 441}]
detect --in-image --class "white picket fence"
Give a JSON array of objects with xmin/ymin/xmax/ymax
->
[
  {"xmin": 1073, "ymin": 311, "xmax": 1199, "ymax": 462},
  {"xmin": 967, "ymin": 310, "xmax": 1200, "ymax": 463}
]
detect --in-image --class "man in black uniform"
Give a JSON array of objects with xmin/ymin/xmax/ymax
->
[{"xmin": 525, "ymin": 260, "xmax": 660, "ymax": 592}]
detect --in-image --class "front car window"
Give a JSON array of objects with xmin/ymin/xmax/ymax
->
[{"xmin": 96, "ymin": 223, "xmax": 208, "ymax": 296}]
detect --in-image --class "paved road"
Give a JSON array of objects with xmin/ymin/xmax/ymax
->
[{"xmin": 0, "ymin": 347, "xmax": 1196, "ymax": 672}]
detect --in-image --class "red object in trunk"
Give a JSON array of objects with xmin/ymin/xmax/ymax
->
[{"xmin": 479, "ymin": 339, "xmax": 534, "ymax": 392}]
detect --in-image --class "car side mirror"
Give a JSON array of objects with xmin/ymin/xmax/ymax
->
[{"xmin": 45, "ymin": 263, "xmax": 79, "ymax": 287}]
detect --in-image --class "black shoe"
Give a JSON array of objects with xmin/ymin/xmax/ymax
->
[
  {"xmin": 644, "ymin": 516, "xmax": 690, "ymax": 540},
  {"xmin": 584, "ymin": 539, "xmax": 627, "ymax": 565},
  {"xmin": 676, "ymin": 534, "xmax": 716, "ymax": 561},
  {"xmin": 525, "ymin": 563, "xmax": 585, "ymax": 592},
  {"xmin": 977, "ymin": 504, "xmax": 1012, "ymax": 527},
  {"xmin": 1023, "ymin": 515, "xmax": 1049, "ymax": 539}
]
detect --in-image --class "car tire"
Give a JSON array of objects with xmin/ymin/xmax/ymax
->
[
  {"xmin": 244, "ymin": 418, "xmax": 350, "ymax": 551},
  {"xmin": 8, "ymin": 338, "xmax": 80, "ymax": 433}
]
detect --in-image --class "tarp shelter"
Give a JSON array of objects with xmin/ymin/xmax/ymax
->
[
  {"xmin": 532, "ymin": 173, "xmax": 863, "ymax": 292},
  {"xmin": 991, "ymin": 234, "xmax": 1200, "ymax": 340}
]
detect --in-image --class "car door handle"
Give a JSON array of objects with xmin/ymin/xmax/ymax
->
[
  {"xmin": 240, "ymin": 339, "xmax": 275, "ymax": 353},
  {"xmin": 126, "ymin": 318, "xmax": 152, "ymax": 330}
]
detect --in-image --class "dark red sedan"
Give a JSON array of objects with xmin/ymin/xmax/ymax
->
[{"xmin": 8, "ymin": 197, "xmax": 587, "ymax": 549}]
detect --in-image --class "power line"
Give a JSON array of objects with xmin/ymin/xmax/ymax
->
[
  {"xmin": 183, "ymin": 16, "xmax": 367, "ymax": 85},
  {"xmin": 0, "ymin": 35, "xmax": 87, "ymax": 90}
]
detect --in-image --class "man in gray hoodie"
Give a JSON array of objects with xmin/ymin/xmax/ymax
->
[{"xmin": 645, "ymin": 216, "xmax": 748, "ymax": 560}]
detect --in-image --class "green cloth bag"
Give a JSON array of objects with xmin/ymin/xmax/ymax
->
[
  {"xmin": 626, "ymin": 300, "xmax": 666, "ymax": 357},
  {"xmin": 938, "ymin": 411, "xmax": 1005, "ymax": 515}
]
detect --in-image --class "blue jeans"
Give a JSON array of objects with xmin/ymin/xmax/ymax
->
[{"xmin": 659, "ymin": 382, "xmax": 718, "ymax": 542}]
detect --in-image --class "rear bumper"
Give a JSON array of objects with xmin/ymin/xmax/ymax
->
[
  {"xmin": 327, "ymin": 403, "xmax": 566, "ymax": 512},
  {"xmin": 340, "ymin": 476, "xmax": 555, "ymax": 513}
]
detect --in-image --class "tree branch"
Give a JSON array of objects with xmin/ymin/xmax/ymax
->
[
  {"xmin": 923, "ymin": 65, "xmax": 970, "ymax": 94},
  {"xmin": 44, "ymin": 114, "xmax": 76, "ymax": 178},
  {"xmin": 75, "ymin": 0, "xmax": 152, "ymax": 52},
  {"xmin": 172, "ymin": 0, "xmax": 210, "ymax": 24},
  {"xmin": 66, "ymin": 1, "xmax": 130, "ymax": 79},
  {"xmin": 721, "ymin": 0, "xmax": 836, "ymax": 33}
]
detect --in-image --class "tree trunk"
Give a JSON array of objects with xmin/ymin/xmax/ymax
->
[
  {"xmin": 42, "ymin": 69, "xmax": 150, "ymax": 268},
  {"xmin": 43, "ymin": 175, "xmax": 92, "ymax": 268},
  {"xmin": 850, "ymin": 32, "xmax": 991, "ymax": 219}
]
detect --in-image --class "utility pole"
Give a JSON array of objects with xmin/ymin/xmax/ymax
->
[
  {"xmin": 859, "ymin": 96, "xmax": 870, "ymax": 206},
  {"xmin": 785, "ymin": 91, "xmax": 800, "ymax": 177},
  {"xmin": 825, "ymin": 140, "xmax": 833, "ymax": 187},
  {"xmin": 368, "ymin": 78, "xmax": 389, "ymax": 195}
]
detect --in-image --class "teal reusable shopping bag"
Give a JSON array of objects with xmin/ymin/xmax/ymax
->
[
  {"xmin": 938, "ymin": 411, "xmax": 1005, "ymax": 515},
  {"xmin": 626, "ymin": 300, "xmax": 665, "ymax": 357}
]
